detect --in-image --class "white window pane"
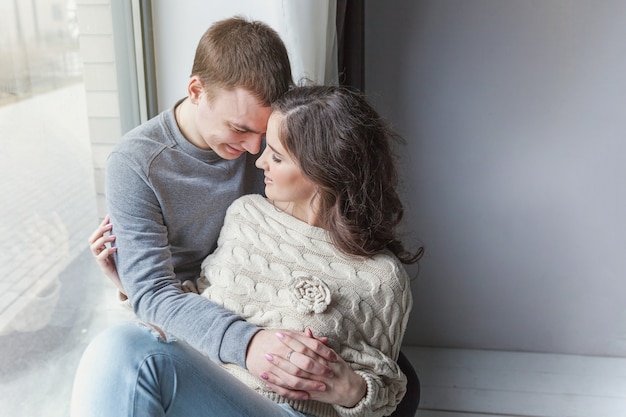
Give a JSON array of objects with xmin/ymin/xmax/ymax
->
[{"xmin": 0, "ymin": 2, "xmax": 127, "ymax": 415}]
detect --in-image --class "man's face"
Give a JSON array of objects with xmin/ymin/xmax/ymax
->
[{"xmin": 189, "ymin": 80, "xmax": 271, "ymax": 159}]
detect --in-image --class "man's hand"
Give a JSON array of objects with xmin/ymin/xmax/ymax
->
[{"xmin": 88, "ymin": 215, "xmax": 124, "ymax": 295}]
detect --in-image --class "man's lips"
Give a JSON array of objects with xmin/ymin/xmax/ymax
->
[{"xmin": 226, "ymin": 144, "xmax": 245, "ymax": 155}]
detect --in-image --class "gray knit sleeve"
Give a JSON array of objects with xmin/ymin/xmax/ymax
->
[{"xmin": 106, "ymin": 150, "xmax": 259, "ymax": 366}]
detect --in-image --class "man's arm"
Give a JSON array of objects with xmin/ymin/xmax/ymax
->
[
  {"xmin": 106, "ymin": 151, "xmax": 258, "ymax": 365},
  {"xmin": 90, "ymin": 212, "xmax": 337, "ymax": 399},
  {"xmin": 105, "ymin": 151, "xmax": 336, "ymax": 391}
]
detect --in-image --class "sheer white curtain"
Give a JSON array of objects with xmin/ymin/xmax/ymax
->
[{"xmin": 150, "ymin": 0, "xmax": 338, "ymax": 112}]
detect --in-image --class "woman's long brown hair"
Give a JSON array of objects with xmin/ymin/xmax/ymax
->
[{"xmin": 272, "ymin": 85, "xmax": 423, "ymax": 264}]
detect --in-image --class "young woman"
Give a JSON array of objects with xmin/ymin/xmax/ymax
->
[{"xmin": 73, "ymin": 85, "xmax": 422, "ymax": 417}]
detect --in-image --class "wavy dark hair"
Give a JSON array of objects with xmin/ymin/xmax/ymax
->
[{"xmin": 272, "ymin": 85, "xmax": 422, "ymax": 264}]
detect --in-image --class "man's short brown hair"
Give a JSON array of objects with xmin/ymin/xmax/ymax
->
[{"xmin": 191, "ymin": 16, "xmax": 293, "ymax": 106}]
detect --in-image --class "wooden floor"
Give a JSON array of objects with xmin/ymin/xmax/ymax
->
[{"xmin": 401, "ymin": 346, "xmax": 626, "ymax": 417}]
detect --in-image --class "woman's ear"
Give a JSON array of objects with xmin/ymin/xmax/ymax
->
[{"xmin": 187, "ymin": 76, "xmax": 204, "ymax": 104}]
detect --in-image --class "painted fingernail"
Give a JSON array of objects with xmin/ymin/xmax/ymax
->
[
  {"xmin": 317, "ymin": 384, "xmax": 326, "ymax": 392},
  {"xmin": 264, "ymin": 353, "xmax": 274, "ymax": 361},
  {"xmin": 276, "ymin": 332, "xmax": 285, "ymax": 339},
  {"xmin": 260, "ymin": 373, "xmax": 269, "ymax": 380}
]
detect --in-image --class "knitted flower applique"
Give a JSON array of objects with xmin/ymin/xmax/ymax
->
[{"xmin": 289, "ymin": 273, "xmax": 331, "ymax": 314}]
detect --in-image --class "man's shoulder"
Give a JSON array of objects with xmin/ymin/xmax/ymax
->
[
  {"xmin": 119, "ymin": 113, "xmax": 170, "ymax": 144},
  {"xmin": 110, "ymin": 113, "xmax": 173, "ymax": 160}
]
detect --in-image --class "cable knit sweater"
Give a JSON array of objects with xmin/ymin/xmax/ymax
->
[{"xmin": 198, "ymin": 194, "xmax": 413, "ymax": 417}]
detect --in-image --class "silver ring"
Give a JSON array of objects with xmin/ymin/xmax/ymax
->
[{"xmin": 286, "ymin": 350, "xmax": 294, "ymax": 361}]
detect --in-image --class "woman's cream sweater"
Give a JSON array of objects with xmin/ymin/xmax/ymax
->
[{"xmin": 198, "ymin": 194, "xmax": 412, "ymax": 417}]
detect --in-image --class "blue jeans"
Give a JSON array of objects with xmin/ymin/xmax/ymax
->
[{"xmin": 70, "ymin": 322, "xmax": 312, "ymax": 417}]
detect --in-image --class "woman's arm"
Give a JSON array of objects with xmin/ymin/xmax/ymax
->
[
  {"xmin": 264, "ymin": 325, "xmax": 409, "ymax": 417},
  {"xmin": 261, "ymin": 330, "xmax": 367, "ymax": 407},
  {"xmin": 262, "ymin": 266, "xmax": 413, "ymax": 417}
]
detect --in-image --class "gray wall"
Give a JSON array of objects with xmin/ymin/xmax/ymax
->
[{"xmin": 365, "ymin": 0, "xmax": 626, "ymax": 356}]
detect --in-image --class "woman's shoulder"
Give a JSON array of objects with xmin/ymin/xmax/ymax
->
[
  {"xmin": 227, "ymin": 194, "xmax": 268, "ymax": 214},
  {"xmin": 360, "ymin": 252, "xmax": 411, "ymax": 291},
  {"xmin": 224, "ymin": 194, "xmax": 277, "ymax": 227},
  {"xmin": 233, "ymin": 193, "xmax": 266, "ymax": 204}
]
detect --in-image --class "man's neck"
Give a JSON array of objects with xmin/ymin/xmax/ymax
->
[{"xmin": 175, "ymin": 97, "xmax": 209, "ymax": 150}]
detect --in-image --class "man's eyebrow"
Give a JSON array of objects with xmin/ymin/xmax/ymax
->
[{"xmin": 231, "ymin": 122, "xmax": 264, "ymax": 135}]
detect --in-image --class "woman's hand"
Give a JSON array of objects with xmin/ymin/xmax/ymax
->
[
  {"xmin": 246, "ymin": 329, "xmax": 339, "ymax": 400},
  {"xmin": 254, "ymin": 330, "xmax": 367, "ymax": 407},
  {"xmin": 88, "ymin": 215, "xmax": 125, "ymax": 295}
]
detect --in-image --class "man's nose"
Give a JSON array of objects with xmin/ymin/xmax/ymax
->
[{"xmin": 242, "ymin": 135, "xmax": 263, "ymax": 154}]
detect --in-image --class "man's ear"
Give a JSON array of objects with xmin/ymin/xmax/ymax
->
[{"xmin": 188, "ymin": 76, "xmax": 204, "ymax": 104}]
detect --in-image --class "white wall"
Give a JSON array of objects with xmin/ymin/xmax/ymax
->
[{"xmin": 365, "ymin": 0, "xmax": 626, "ymax": 356}]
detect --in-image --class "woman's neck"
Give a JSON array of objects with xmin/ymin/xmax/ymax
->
[{"xmin": 272, "ymin": 199, "xmax": 321, "ymax": 228}]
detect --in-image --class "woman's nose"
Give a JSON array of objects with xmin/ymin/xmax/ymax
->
[{"xmin": 255, "ymin": 148, "xmax": 268, "ymax": 169}]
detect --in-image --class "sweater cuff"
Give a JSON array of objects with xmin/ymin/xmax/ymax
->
[
  {"xmin": 218, "ymin": 319, "xmax": 261, "ymax": 367},
  {"xmin": 333, "ymin": 371, "xmax": 377, "ymax": 417},
  {"xmin": 117, "ymin": 290, "xmax": 132, "ymax": 310}
]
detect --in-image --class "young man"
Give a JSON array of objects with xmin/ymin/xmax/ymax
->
[{"xmin": 78, "ymin": 17, "xmax": 335, "ymax": 406}]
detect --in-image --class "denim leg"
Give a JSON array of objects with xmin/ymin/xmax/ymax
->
[{"xmin": 71, "ymin": 322, "xmax": 307, "ymax": 417}]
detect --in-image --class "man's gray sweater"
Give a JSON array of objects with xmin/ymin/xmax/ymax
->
[{"xmin": 105, "ymin": 101, "xmax": 264, "ymax": 366}]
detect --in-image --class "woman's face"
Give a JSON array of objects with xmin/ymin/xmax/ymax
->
[{"xmin": 255, "ymin": 112, "xmax": 318, "ymax": 223}]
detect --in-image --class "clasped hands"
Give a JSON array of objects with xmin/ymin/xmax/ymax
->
[{"xmin": 246, "ymin": 328, "xmax": 366, "ymax": 408}]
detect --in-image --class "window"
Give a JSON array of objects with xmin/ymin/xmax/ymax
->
[{"xmin": 0, "ymin": 1, "xmax": 127, "ymax": 415}]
